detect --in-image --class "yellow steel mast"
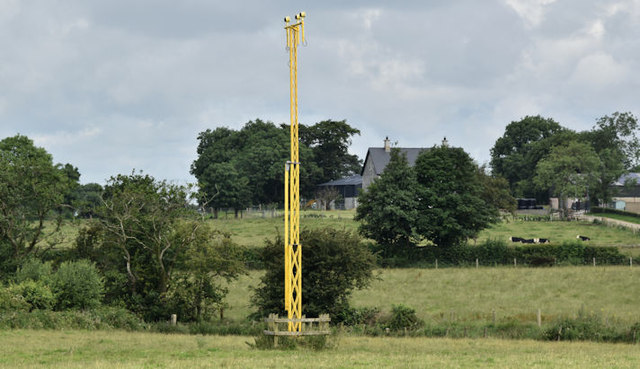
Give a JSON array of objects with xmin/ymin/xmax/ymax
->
[{"xmin": 284, "ymin": 11, "xmax": 305, "ymax": 333}]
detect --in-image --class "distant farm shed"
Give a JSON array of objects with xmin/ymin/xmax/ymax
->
[{"xmin": 316, "ymin": 175, "xmax": 362, "ymax": 210}]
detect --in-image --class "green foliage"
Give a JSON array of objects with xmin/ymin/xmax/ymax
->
[
  {"xmin": 376, "ymin": 239, "xmax": 626, "ymax": 267},
  {"xmin": 337, "ymin": 306, "xmax": 381, "ymax": 326},
  {"xmin": 544, "ymin": 312, "xmax": 621, "ymax": 342},
  {"xmin": 192, "ymin": 119, "xmax": 361, "ymax": 210},
  {"xmin": 51, "ymin": 260, "xmax": 104, "ymax": 310},
  {"xmin": 252, "ymin": 227, "xmax": 376, "ymax": 321},
  {"xmin": 299, "ymin": 119, "xmax": 362, "ymax": 182},
  {"xmin": 490, "ymin": 115, "xmax": 569, "ymax": 200},
  {"xmin": 8, "ymin": 280, "xmax": 56, "ymax": 311},
  {"xmin": 15, "ymin": 259, "xmax": 53, "ymax": 284},
  {"xmin": 0, "ymin": 135, "xmax": 72, "ymax": 275},
  {"xmin": 166, "ymin": 224, "xmax": 245, "ymax": 322},
  {"xmin": 477, "ymin": 166, "xmax": 517, "ymax": 213},
  {"xmin": 591, "ymin": 206, "xmax": 640, "ymax": 219},
  {"xmin": 0, "ymin": 306, "xmax": 145, "ymax": 330},
  {"xmin": 356, "ymin": 148, "xmax": 419, "ymax": 256},
  {"xmin": 192, "ymin": 120, "xmax": 321, "ymax": 209},
  {"xmin": 385, "ymin": 304, "xmax": 424, "ymax": 331},
  {"xmin": 414, "ymin": 145, "xmax": 499, "ymax": 247},
  {"xmin": 534, "ymin": 141, "xmax": 601, "ymax": 217},
  {"xmin": 0, "ymin": 286, "xmax": 30, "ymax": 312},
  {"xmin": 70, "ymin": 183, "xmax": 103, "ymax": 219}
]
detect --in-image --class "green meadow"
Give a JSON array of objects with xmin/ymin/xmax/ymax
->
[{"xmin": 224, "ymin": 266, "xmax": 640, "ymax": 323}]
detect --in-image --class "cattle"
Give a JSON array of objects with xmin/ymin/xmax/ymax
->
[
  {"xmin": 510, "ymin": 236, "xmax": 525, "ymax": 242},
  {"xmin": 521, "ymin": 239, "xmax": 535, "ymax": 244},
  {"xmin": 577, "ymin": 235, "xmax": 590, "ymax": 241},
  {"xmin": 535, "ymin": 238, "xmax": 550, "ymax": 244}
]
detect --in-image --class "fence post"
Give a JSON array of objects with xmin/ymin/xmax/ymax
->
[
  {"xmin": 631, "ymin": 257, "xmax": 633, "ymax": 268},
  {"xmin": 435, "ymin": 259, "xmax": 438, "ymax": 269},
  {"xmin": 537, "ymin": 309, "xmax": 541, "ymax": 327},
  {"xmin": 476, "ymin": 258, "xmax": 478, "ymax": 269},
  {"xmin": 170, "ymin": 314, "xmax": 177, "ymax": 326},
  {"xmin": 514, "ymin": 258, "xmax": 517, "ymax": 267},
  {"xmin": 272, "ymin": 314, "xmax": 279, "ymax": 348},
  {"xmin": 593, "ymin": 257, "xmax": 596, "ymax": 267}
]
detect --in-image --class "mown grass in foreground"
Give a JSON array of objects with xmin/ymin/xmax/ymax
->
[{"xmin": 0, "ymin": 330, "xmax": 638, "ymax": 369}]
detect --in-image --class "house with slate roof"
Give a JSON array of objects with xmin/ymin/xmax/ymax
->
[{"xmin": 361, "ymin": 137, "xmax": 428, "ymax": 191}]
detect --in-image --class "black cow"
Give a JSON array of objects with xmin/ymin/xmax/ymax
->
[
  {"xmin": 535, "ymin": 238, "xmax": 550, "ymax": 244},
  {"xmin": 521, "ymin": 239, "xmax": 535, "ymax": 244},
  {"xmin": 510, "ymin": 236, "xmax": 525, "ymax": 242},
  {"xmin": 577, "ymin": 235, "xmax": 590, "ymax": 241}
]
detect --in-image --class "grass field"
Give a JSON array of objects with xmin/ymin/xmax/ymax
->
[
  {"xmin": 476, "ymin": 218, "xmax": 640, "ymax": 246},
  {"xmin": 208, "ymin": 210, "xmax": 358, "ymax": 248},
  {"xmin": 224, "ymin": 266, "xmax": 640, "ymax": 323},
  {"xmin": 0, "ymin": 330, "xmax": 638, "ymax": 368},
  {"xmin": 594, "ymin": 212, "xmax": 640, "ymax": 225}
]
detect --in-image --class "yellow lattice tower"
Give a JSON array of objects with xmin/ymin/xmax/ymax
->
[{"xmin": 283, "ymin": 11, "xmax": 305, "ymax": 333}]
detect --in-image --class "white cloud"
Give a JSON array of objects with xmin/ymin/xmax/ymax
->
[{"xmin": 505, "ymin": 0, "xmax": 558, "ymax": 28}]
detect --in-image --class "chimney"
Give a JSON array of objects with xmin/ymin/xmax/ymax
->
[
  {"xmin": 442, "ymin": 137, "xmax": 449, "ymax": 147},
  {"xmin": 384, "ymin": 137, "xmax": 390, "ymax": 152}
]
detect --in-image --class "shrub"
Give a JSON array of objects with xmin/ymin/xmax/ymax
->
[
  {"xmin": 0, "ymin": 286, "xmax": 30, "ymax": 312},
  {"xmin": 8, "ymin": 280, "xmax": 55, "ymax": 311},
  {"xmin": 252, "ymin": 227, "xmax": 376, "ymax": 321},
  {"xmin": 337, "ymin": 306, "xmax": 381, "ymax": 326},
  {"xmin": 385, "ymin": 304, "xmax": 424, "ymax": 332},
  {"xmin": 15, "ymin": 259, "xmax": 53, "ymax": 284},
  {"xmin": 544, "ymin": 313, "xmax": 620, "ymax": 342},
  {"xmin": 51, "ymin": 260, "xmax": 104, "ymax": 310}
]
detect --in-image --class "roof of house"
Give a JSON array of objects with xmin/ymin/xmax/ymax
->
[
  {"xmin": 360, "ymin": 147, "xmax": 426, "ymax": 176},
  {"xmin": 614, "ymin": 173, "xmax": 640, "ymax": 186},
  {"xmin": 317, "ymin": 174, "xmax": 362, "ymax": 187}
]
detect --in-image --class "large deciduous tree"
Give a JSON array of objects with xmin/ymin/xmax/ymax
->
[
  {"xmin": 581, "ymin": 112, "xmax": 640, "ymax": 205},
  {"xmin": 86, "ymin": 172, "xmax": 244, "ymax": 321},
  {"xmin": 534, "ymin": 141, "xmax": 601, "ymax": 218},
  {"xmin": 192, "ymin": 119, "xmax": 360, "ymax": 211},
  {"xmin": 355, "ymin": 149, "xmax": 419, "ymax": 256},
  {"xmin": 300, "ymin": 119, "xmax": 362, "ymax": 183},
  {"xmin": 490, "ymin": 116, "xmax": 573, "ymax": 200},
  {"xmin": 0, "ymin": 135, "xmax": 71, "ymax": 274},
  {"xmin": 414, "ymin": 145, "xmax": 499, "ymax": 247}
]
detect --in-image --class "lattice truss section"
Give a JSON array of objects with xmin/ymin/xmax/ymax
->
[{"xmin": 284, "ymin": 12, "xmax": 305, "ymax": 333}]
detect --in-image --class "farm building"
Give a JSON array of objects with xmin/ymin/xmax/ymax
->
[
  {"xmin": 316, "ymin": 175, "xmax": 362, "ymax": 210},
  {"xmin": 608, "ymin": 173, "xmax": 640, "ymax": 213},
  {"xmin": 361, "ymin": 137, "xmax": 428, "ymax": 191}
]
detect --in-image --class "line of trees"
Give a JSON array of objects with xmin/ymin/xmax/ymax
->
[
  {"xmin": 0, "ymin": 133, "xmax": 375, "ymax": 324},
  {"xmin": 355, "ymin": 146, "xmax": 513, "ymax": 256},
  {"xmin": 190, "ymin": 119, "xmax": 362, "ymax": 217},
  {"xmin": 490, "ymin": 112, "xmax": 640, "ymax": 214}
]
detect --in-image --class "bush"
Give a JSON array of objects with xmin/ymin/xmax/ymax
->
[
  {"xmin": 252, "ymin": 227, "xmax": 376, "ymax": 321},
  {"xmin": 544, "ymin": 313, "xmax": 621, "ymax": 342},
  {"xmin": 385, "ymin": 304, "xmax": 424, "ymax": 332},
  {"xmin": 376, "ymin": 239, "xmax": 627, "ymax": 267},
  {"xmin": 15, "ymin": 259, "xmax": 53, "ymax": 284},
  {"xmin": 0, "ymin": 286, "xmax": 30, "ymax": 312},
  {"xmin": 337, "ymin": 306, "xmax": 381, "ymax": 326},
  {"xmin": 8, "ymin": 280, "xmax": 55, "ymax": 311},
  {"xmin": 0, "ymin": 307, "xmax": 145, "ymax": 330},
  {"xmin": 51, "ymin": 260, "xmax": 104, "ymax": 310}
]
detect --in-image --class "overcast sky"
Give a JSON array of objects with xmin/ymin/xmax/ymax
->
[{"xmin": 1, "ymin": 0, "xmax": 639, "ymax": 185}]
